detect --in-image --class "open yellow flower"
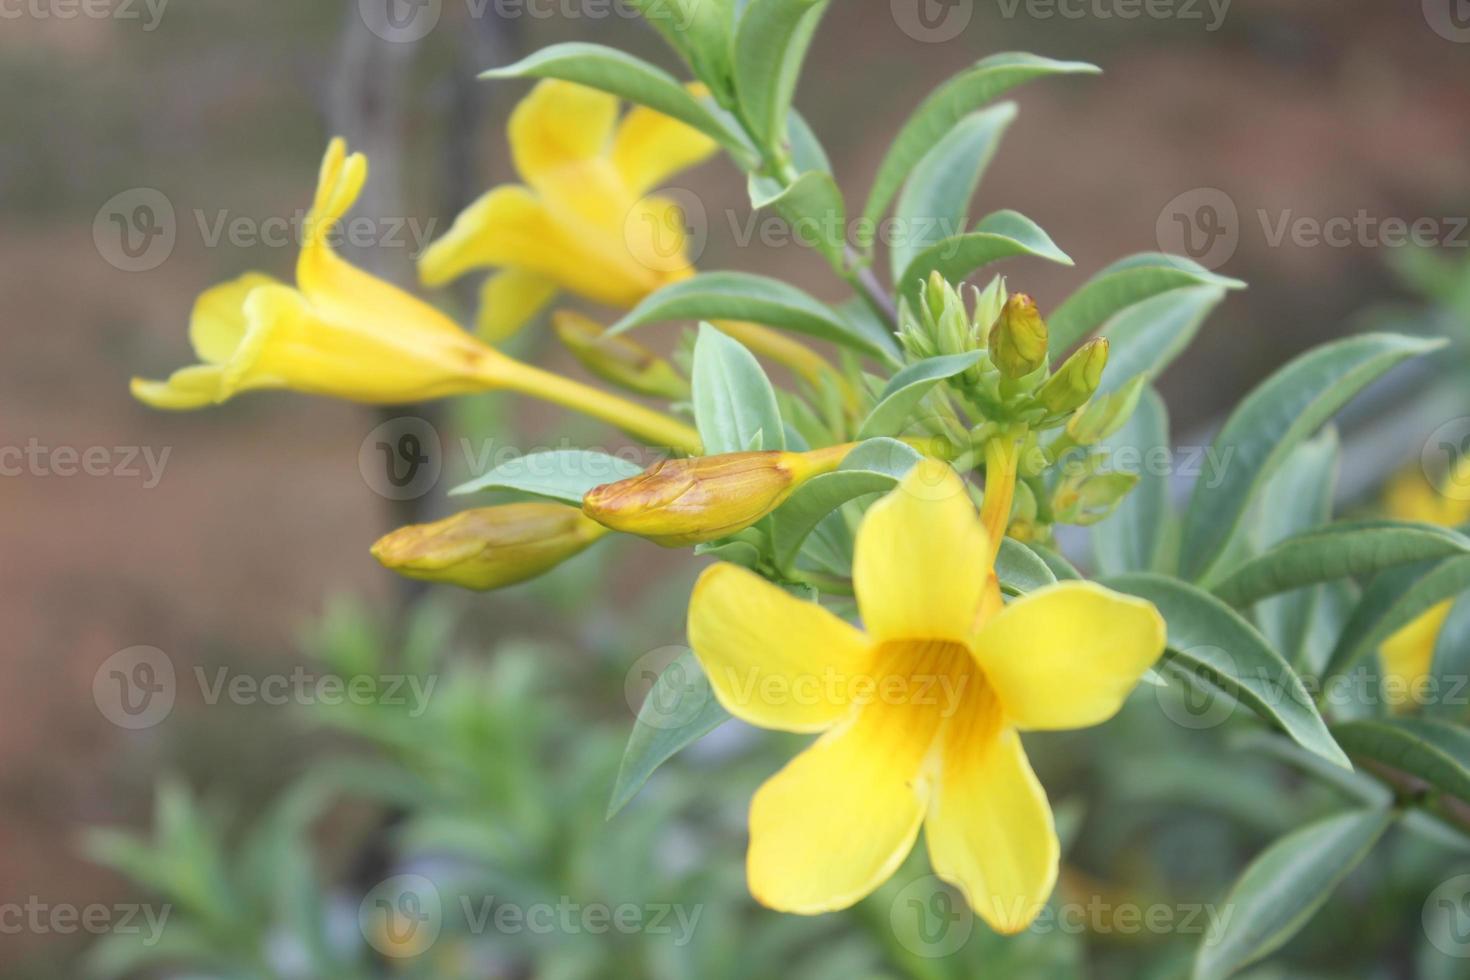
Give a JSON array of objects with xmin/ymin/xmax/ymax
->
[
  {"xmin": 130, "ymin": 139, "xmax": 702, "ymax": 453},
  {"xmin": 418, "ymin": 79, "xmax": 716, "ymax": 340},
  {"xmin": 687, "ymin": 460, "xmax": 1165, "ymax": 930}
]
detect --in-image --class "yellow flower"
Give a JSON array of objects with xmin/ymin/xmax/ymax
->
[
  {"xmin": 371, "ymin": 503, "xmax": 608, "ymax": 591},
  {"xmin": 686, "ymin": 460, "xmax": 1165, "ymax": 929},
  {"xmin": 130, "ymin": 139, "xmax": 703, "ymax": 453},
  {"xmin": 1384, "ymin": 458, "xmax": 1470, "ymax": 527},
  {"xmin": 418, "ymin": 79, "xmax": 717, "ymax": 340},
  {"xmin": 583, "ymin": 446, "xmax": 850, "ymax": 546}
]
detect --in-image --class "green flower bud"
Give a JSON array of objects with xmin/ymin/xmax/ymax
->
[
  {"xmin": 971, "ymin": 275, "xmax": 1007, "ymax": 347},
  {"xmin": 989, "ymin": 293, "xmax": 1049, "ymax": 379},
  {"xmin": 553, "ymin": 310, "xmax": 689, "ymax": 400},
  {"xmin": 1037, "ymin": 339, "xmax": 1109, "ymax": 416},
  {"xmin": 1067, "ymin": 373, "xmax": 1147, "ymax": 446},
  {"xmin": 1052, "ymin": 467, "xmax": 1140, "ymax": 526}
]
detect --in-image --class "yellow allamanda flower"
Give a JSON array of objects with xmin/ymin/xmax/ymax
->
[
  {"xmin": 687, "ymin": 460, "xmax": 1165, "ymax": 930},
  {"xmin": 418, "ymin": 79, "xmax": 716, "ymax": 340},
  {"xmin": 1379, "ymin": 457, "xmax": 1470, "ymax": 708},
  {"xmin": 130, "ymin": 139, "xmax": 701, "ymax": 453}
]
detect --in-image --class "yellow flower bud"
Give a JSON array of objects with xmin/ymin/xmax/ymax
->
[
  {"xmin": 988, "ymin": 293, "xmax": 1049, "ymax": 379},
  {"xmin": 1037, "ymin": 339, "xmax": 1108, "ymax": 416},
  {"xmin": 371, "ymin": 504, "xmax": 608, "ymax": 591},
  {"xmin": 582, "ymin": 446, "xmax": 848, "ymax": 546},
  {"xmin": 552, "ymin": 310, "xmax": 689, "ymax": 400}
]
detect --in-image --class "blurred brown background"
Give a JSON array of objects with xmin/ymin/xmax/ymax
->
[{"xmin": 2, "ymin": 0, "xmax": 1467, "ymax": 969}]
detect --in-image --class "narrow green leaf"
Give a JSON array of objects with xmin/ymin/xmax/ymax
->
[
  {"xmin": 483, "ymin": 43, "xmax": 752, "ymax": 162},
  {"xmin": 1334, "ymin": 718, "xmax": 1470, "ymax": 804},
  {"xmin": 609, "ymin": 652, "xmax": 731, "ymax": 818},
  {"xmin": 1430, "ymin": 595, "xmax": 1470, "ymax": 719},
  {"xmin": 862, "ymin": 53, "xmax": 1100, "ymax": 237},
  {"xmin": 1092, "ymin": 388, "xmax": 1171, "ymax": 576},
  {"xmin": 732, "ymin": 0, "xmax": 829, "ymax": 146},
  {"xmin": 889, "ymin": 103, "xmax": 1017, "ymax": 282},
  {"xmin": 856, "ymin": 351, "xmax": 982, "ymax": 439},
  {"xmin": 450, "ymin": 450, "xmax": 646, "ymax": 502},
  {"xmin": 1325, "ymin": 553, "xmax": 1470, "ymax": 677},
  {"xmin": 608, "ymin": 271, "xmax": 900, "ymax": 361},
  {"xmin": 748, "ymin": 170, "xmax": 846, "ymax": 269},
  {"xmin": 1213, "ymin": 521, "xmax": 1470, "ymax": 608},
  {"xmin": 1095, "ymin": 285, "xmax": 1227, "ymax": 395},
  {"xmin": 996, "ymin": 538, "xmax": 1057, "ymax": 595},
  {"xmin": 896, "ymin": 210, "xmax": 1072, "ymax": 309},
  {"xmin": 1048, "ymin": 253, "xmax": 1245, "ymax": 357},
  {"xmin": 626, "ymin": 0, "xmax": 736, "ymax": 100},
  {"xmin": 1181, "ymin": 333, "xmax": 1446, "ymax": 583},
  {"xmin": 1193, "ymin": 808, "xmax": 1393, "ymax": 980},
  {"xmin": 1106, "ymin": 573, "xmax": 1350, "ymax": 769},
  {"xmin": 692, "ymin": 323, "xmax": 784, "ymax": 454}
]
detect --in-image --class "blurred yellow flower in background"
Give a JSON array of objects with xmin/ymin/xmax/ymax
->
[
  {"xmin": 418, "ymin": 79, "xmax": 717, "ymax": 341},
  {"xmin": 686, "ymin": 461, "xmax": 1165, "ymax": 929}
]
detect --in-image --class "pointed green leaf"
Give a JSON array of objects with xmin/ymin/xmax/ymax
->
[
  {"xmin": 748, "ymin": 169, "xmax": 847, "ymax": 269},
  {"xmin": 896, "ymin": 210, "xmax": 1072, "ymax": 308},
  {"xmin": 1325, "ymin": 553, "xmax": 1470, "ymax": 677},
  {"xmin": 450, "ymin": 450, "xmax": 646, "ymax": 502},
  {"xmin": 732, "ymin": 0, "xmax": 829, "ymax": 146},
  {"xmin": 1096, "ymin": 285, "xmax": 1227, "ymax": 395},
  {"xmin": 996, "ymin": 538, "xmax": 1057, "ymax": 595},
  {"xmin": 692, "ymin": 323, "xmax": 784, "ymax": 454},
  {"xmin": 1334, "ymin": 718, "xmax": 1470, "ymax": 804},
  {"xmin": 856, "ymin": 351, "xmax": 983, "ymax": 439},
  {"xmin": 1091, "ymin": 387, "xmax": 1170, "ymax": 575}
]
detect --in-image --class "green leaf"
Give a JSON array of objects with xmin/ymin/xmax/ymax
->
[
  {"xmin": 1030, "ymin": 543, "xmax": 1083, "ymax": 581},
  {"xmin": 1430, "ymin": 595, "xmax": 1470, "ymax": 719},
  {"xmin": 1324, "ymin": 553, "xmax": 1470, "ymax": 677},
  {"xmin": 1213, "ymin": 521, "xmax": 1470, "ymax": 608},
  {"xmin": 1092, "ymin": 387, "xmax": 1170, "ymax": 576},
  {"xmin": 861, "ymin": 53, "xmax": 1100, "ymax": 238},
  {"xmin": 692, "ymin": 323, "xmax": 784, "ymax": 454},
  {"xmin": 483, "ymin": 43, "xmax": 752, "ymax": 162},
  {"xmin": 996, "ymin": 538, "xmax": 1057, "ymax": 595},
  {"xmin": 895, "ymin": 210, "xmax": 1072, "ymax": 309},
  {"xmin": 449, "ymin": 450, "xmax": 645, "ymax": 502},
  {"xmin": 626, "ymin": 0, "xmax": 736, "ymax": 100},
  {"xmin": 1105, "ymin": 573, "xmax": 1350, "ymax": 769},
  {"xmin": 770, "ymin": 437, "xmax": 922, "ymax": 569},
  {"xmin": 732, "ymin": 0, "xmax": 829, "ymax": 147},
  {"xmin": 608, "ymin": 271, "xmax": 900, "ymax": 361},
  {"xmin": 1096, "ymin": 285, "xmax": 1227, "ymax": 395},
  {"xmin": 856, "ymin": 351, "xmax": 983, "ymax": 439},
  {"xmin": 1181, "ymin": 333, "xmax": 1445, "ymax": 583},
  {"xmin": 1048, "ymin": 253, "xmax": 1245, "ymax": 357},
  {"xmin": 889, "ymin": 103, "xmax": 1017, "ymax": 282},
  {"xmin": 748, "ymin": 170, "xmax": 847, "ymax": 269},
  {"xmin": 1334, "ymin": 718, "xmax": 1470, "ymax": 803},
  {"xmin": 1193, "ymin": 808, "xmax": 1394, "ymax": 980},
  {"xmin": 608, "ymin": 651, "xmax": 731, "ymax": 818}
]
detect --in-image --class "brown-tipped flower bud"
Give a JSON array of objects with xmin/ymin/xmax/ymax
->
[
  {"xmin": 552, "ymin": 310, "xmax": 689, "ymax": 400},
  {"xmin": 989, "ymin": 293, "xmax": 1049, "ymax": 379},
  {"xmin": 371, "ymin": 504, "xmax": 608, "ymax": 591},
  {"xmin": 582, "ymin": 446, "xmax": 847, "ymax": 547},
  {"xmin": 1037, "ymin": 338, "xmax": 1109, "ymax": 416}
]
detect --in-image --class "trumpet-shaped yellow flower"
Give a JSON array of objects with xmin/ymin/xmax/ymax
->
[
  {"xmin": 418, "ymin": 80, "xmax": 717, "ymax": 340},
  {"xmin": 130, "ymin": 139, "xmax": 703, "ymax": 453},
  {"xmin": 687, "ymin": 460, "xmax": 1165, "ymax": 929},
  {"xmin": 371, "ymin": 503, "xmax": 608, "ymax": 591}
]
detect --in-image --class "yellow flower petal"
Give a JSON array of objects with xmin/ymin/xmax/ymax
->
[
  {"xmin": 853, "ymin": 460, "xmax": 990, "ymax": 644},
  {"xmin": 188, "ymin": 272, "xmax": 282, "ymax": 364},
  {"xmin": 926, "ymin": 713, "xmax": 1058, "ymax": 935},
  {"xmin": 130, "ymin": 365, "xmax": 236, "ymax": 410},
  {"xmin": 475, "ymin": 268, "xmax": 559, "ymax": 342},
  {"xmin": 622, "ymin": 192, "xmax": 702, "ymax": 281},
  {"xmin": 611, "ymin": 99, "xmax": 718, "ymax": 195},
  {"xmin": 1381, "ymin": 599, "xmax": 1452, "ymax": 709},
  {"xmin": 687, "ymin": 563, "xmax": 872, "ymax": 733},
  {"xmin": 972, "ymin": 581, "xmax": 1166, "ymax": 731},
  {"xmin": 747, "ymin": 694, "xmax": 937, "ymax": 913},
  {"xmin": 509, "ymin": 79, "xmax": 619, "ymax": 189}
]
